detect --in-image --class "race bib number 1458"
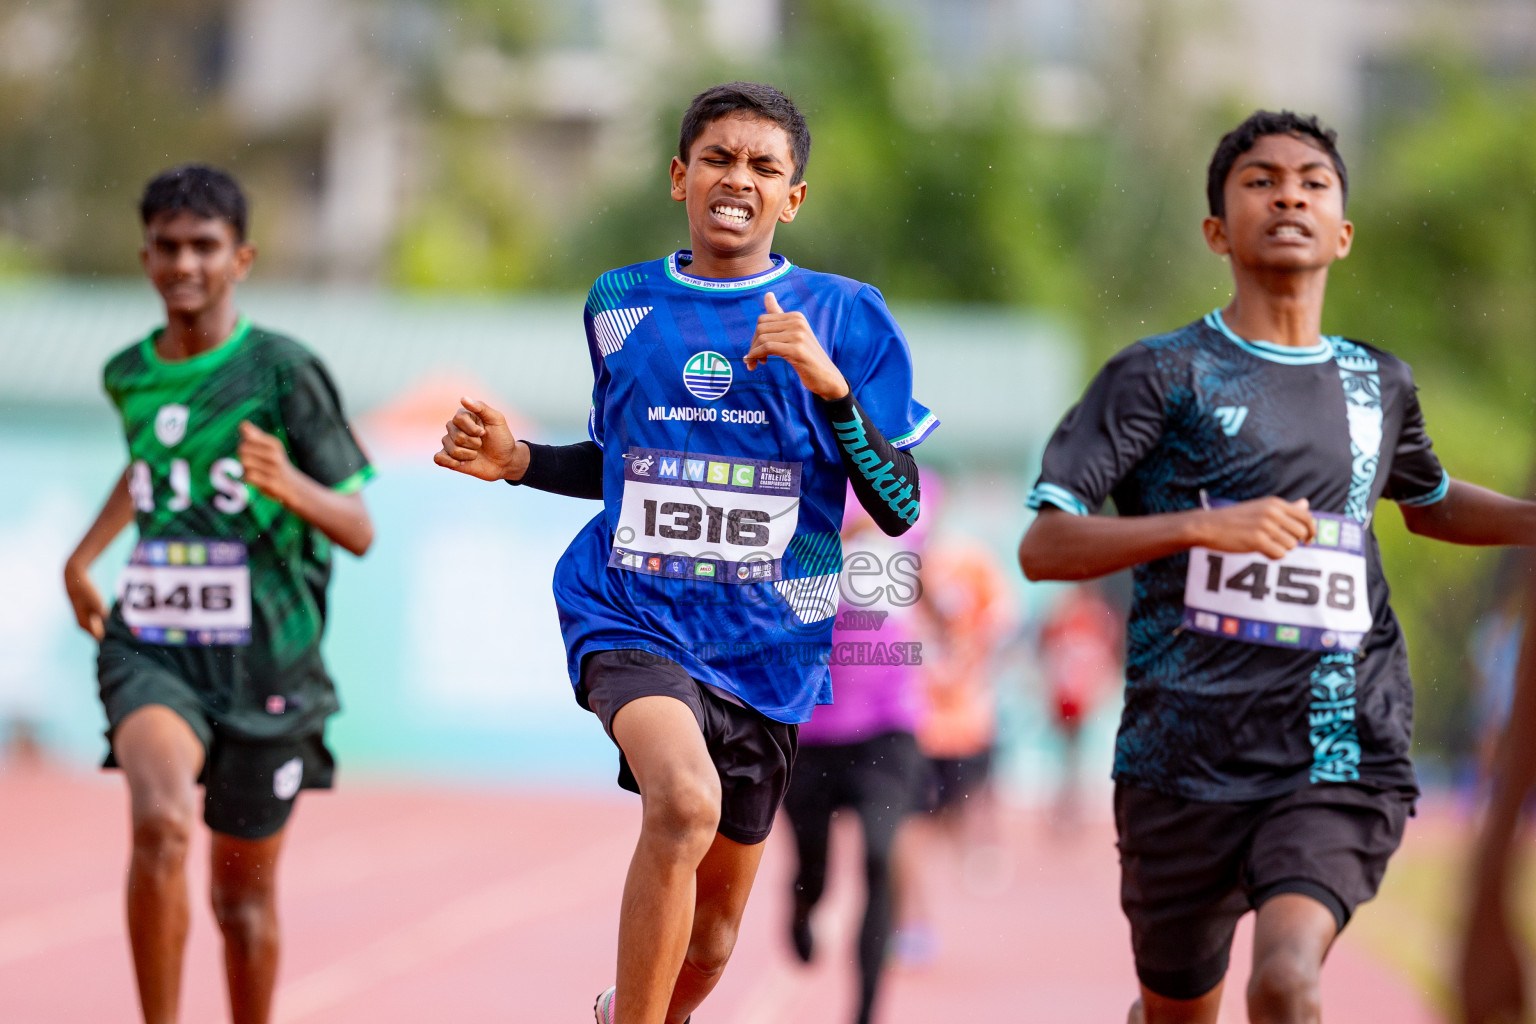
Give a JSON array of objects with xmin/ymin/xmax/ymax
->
[{"xmin": 1182, "ymin": 510, "xmax": 1372, "ymax": 652}]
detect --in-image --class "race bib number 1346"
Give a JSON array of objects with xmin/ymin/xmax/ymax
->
[
  {"xmin": 1182, "ymin": 509, "xmax": 1372, "ymax": 652},
  {"xmin": 119, "ymin": 538, "xmax": 252, "ymax": 646}
]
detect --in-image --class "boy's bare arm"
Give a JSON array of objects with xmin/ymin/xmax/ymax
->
[
  {"xmin": 1461, "ymin": 560, "xmax": 1536, "ymax": 1024},
  {"xmin": 1442, "ymin": 481, "xmax": 1536, "ymax": 1024},
  {"xmin": 1018, "ymin": 498, "xmax": 1316, "ymax": 582},
  {"xmin": 63, "ymin": 469, "xmax": 137, "ymax": 639},
  {"xmin": 238, "ymin": 421, "xmax": 374, "ymax": 556},
  {"xmin": 1400, "ymin": 478, "xmax": 1536, "ymax": 546}
]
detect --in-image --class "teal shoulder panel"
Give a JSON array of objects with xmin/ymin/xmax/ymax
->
[{"xmin": 585, "ymin": 270, "xmax": 646, "ymax": 316}]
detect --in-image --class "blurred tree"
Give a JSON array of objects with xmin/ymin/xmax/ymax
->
[
  {"xmin": 544, "ymin": 0, "xmax": 1095, "ymax": 310},
  {"xmin": 390, "ymin": 121, "xmax": 551, "ymax": 291},
  {"xmin": 1332, "ymin": 59, "xmax": 1536, "ymax": 399},
  {"xmin": 0, "ymin": 1, "xmax": 219, "ymax": 274}
]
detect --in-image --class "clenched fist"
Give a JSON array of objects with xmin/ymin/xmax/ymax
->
[
  {"xmin": 238, "ymin": 420, "xmax": 300, "ymax": 507},
  {"xmin": 1192, "ymin": 496, "xmax": 1316, "ymax": 559},
  {"xmin": 434, "ymin": 397, "xmax": 528, "ymax": 481},
  {"xmin": 745, "ymin": 292, "xmax": 849, "ymax": 401}
]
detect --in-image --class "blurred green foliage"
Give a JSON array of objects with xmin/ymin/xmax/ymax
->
[
  {"xmin": 0, "ymin": 0, "xmax": 241, "ymax": 275},
  {"xmin": 548, "ymin": 0, "xmax": 1112, "ymax": 310}
]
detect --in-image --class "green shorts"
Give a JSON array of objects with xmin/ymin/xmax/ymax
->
[{"xmin": 98, "ymin": 633, "xmax": 335, "ymax": 840}]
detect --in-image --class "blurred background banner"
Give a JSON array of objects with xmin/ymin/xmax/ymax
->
[{"xmin": 2, "ymin": 0, "xmax": 1534, "ymax": 792}]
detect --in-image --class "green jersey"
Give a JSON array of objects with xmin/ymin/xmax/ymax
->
[{"xmin": 102, "ymin": 317, "xmax": 373, "ymax": 700}]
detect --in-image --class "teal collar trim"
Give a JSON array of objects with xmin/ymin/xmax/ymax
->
[
  {"xmin": 665, "ymin": 251, "xmax": 794, "ymax": 292},
  {"xmin": 1205, "ymin": 309, "xmax": 1336, "ymax": 366}
]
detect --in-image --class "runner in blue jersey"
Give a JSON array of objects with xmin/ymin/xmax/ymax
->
[
  {"xmin": 435, "ymin": 82, "xmax": 935, "ymax": 1024},
  {"xmin": 1019, "ymin": 111, "xmax": 1536, "ymax": 1024}
]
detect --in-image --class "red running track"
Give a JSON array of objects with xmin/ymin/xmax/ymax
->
[{"xmin": 0, "ymin": 765, "xmax": 1444, "ymax": 1023}]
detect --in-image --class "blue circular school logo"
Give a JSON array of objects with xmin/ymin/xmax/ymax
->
[{"xmin": 683, "ymin": 351, "xmax": 732, "ymax": 401}]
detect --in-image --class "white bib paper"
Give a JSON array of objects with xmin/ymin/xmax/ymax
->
[
  {"xmin": 119, "ymin": 539, "xmax": 252, "ymax": 646},
  {"xmin": 1182, "ymin": 511, "xmax": 1371, "ymax": 652},
  {"xmin": 609, "ymin": 447, "xmax": 802, "ymax": 584}
]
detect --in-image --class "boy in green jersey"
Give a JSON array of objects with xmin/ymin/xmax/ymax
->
[{"xmin": 63, "ymin": 165, "xmax": 375, "ymax": 1024}]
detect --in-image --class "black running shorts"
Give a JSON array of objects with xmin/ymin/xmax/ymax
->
[
  {"xmin": 99, "ymin": 636, "xmax": 334, "ymax": 840},
  {"xmin": 1116, "ymin": 780, "xmax": 1412, "ymax": 1001},
  {"xmin": 787, "ymin": 730, "xmax": 926, "ymax": 826},
  {"xmin": 580, "ymin": 648, "xmax": 798, "ymax": 845},
  {"xmin": 924, "ymin": 749, "xmax": 994, "ymax": 813}
]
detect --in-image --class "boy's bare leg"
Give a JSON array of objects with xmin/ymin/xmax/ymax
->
[
  {"xmin": 1246, "ymin": 893, "xmax": 1337, "ymax": 1024},
  {"xmin": 666, "ymin": 833, "xmax": 767, "ymax": 1023},
  {"xmin": 1128, "ymin": 982, "xmax": 1224, "ymax": 1024},
  {"xmin": 211, "ymin": 830, "xmax": 287, "ymax": 1024},
  {"xmin": 612, "ymin": 696, "xmax": 723, "ymax": 1024},
  {"xmin": 1128, "ymin": 892, "xmax": 1336, "ymax": 1024},
  {"xmin": 114, "ymin": 705, "xmax": 206, "ymax": 1024}
]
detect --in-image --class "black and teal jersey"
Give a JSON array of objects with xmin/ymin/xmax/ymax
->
[
  {"xmin": 1028, "ymin": 310, "xmax": 1447, "ymax": 801},
  {"xmin": 100, "ymin": 317, "xmax": 373, "ymax": 731}
]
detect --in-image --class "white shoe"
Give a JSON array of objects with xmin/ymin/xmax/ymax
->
[
  {"xmin": 594, "ymin": 985, "xmax": 692, "ymax": 1022},
  {"xmin": 593, "ymin": 986, "xmax": 616, "ymax": 1024}
]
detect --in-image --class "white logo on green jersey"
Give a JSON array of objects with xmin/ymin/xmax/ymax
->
[{"xmin": 155, "ymin": 404, "xmax": 190, "ymax": 447}]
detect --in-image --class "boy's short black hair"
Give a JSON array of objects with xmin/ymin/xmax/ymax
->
[
  {"xmin": 1206, "ymin": 110, "xmax": 1348, "ymax": 218},
  {"xmin": 139, "ymin": 164, "xmax": 249, "ymax": 241},
  {"xmin": 678, "ymin": 82, "xmax": 811, "ymax": 185}
]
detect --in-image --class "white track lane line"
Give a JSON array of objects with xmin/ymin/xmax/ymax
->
[
  {"xmin": 274, "ymin": 834, "xmax": 632, "ymax": 1023},
  {"xmin": 0, "ymin": 890, "xmax": 119, "ymax": 968},
  {"xmin": 730, "ymin": 836, "xmax": 863, "ymax": 1024},
  {"xmin": 0, "ymin": 808, "xmax": 451, "ymax": 972}
]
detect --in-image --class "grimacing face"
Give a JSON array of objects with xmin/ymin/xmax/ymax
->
[
  {"xmin": 670, "ymin": 114, "xmax": 806, "ymax": 269},
  {"xmin": 1204, "ymin": 132, "xmax": 1353, "ymax": 272},
  {"xmin": 140, "ymin": 210, "xmax": 254, "ymax": 318}
]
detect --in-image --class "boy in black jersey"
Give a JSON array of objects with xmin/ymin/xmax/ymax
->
[{"xmin": 1019, "ymin": 111, "xmax": 1536, "ymax": 1024}]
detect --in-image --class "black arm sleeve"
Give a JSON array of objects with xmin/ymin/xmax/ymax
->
[
  {"xmin": 821, "ymin": 392, "xmax": 921, "ymax": 537},
  {"xmin": 506, "ymin": 440, "xmax": 605, "ymax": 500}
]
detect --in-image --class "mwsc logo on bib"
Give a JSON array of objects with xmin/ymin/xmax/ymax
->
[{"xmin": 683, "ymin": 351, "xmax": 732, "ymax": 401}]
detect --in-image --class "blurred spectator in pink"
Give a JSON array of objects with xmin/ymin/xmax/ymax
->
[
  {"xmin": 781, "ymin": 489, "xmax": 929, "ymax": 1024},
  {"xmin": 891, "ymin": 497, "xmax": 1015, "ymax": 966}
]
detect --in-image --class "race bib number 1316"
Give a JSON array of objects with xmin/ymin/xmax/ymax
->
[{"xmin": 609, "ymin": 447, "xmax": 801, "ymax": 585}]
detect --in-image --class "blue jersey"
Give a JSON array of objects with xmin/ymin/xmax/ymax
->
[
  {"xmin": 553, "ymin": 251, "xmax": 937, "ymax": 723},
  {"xmin": 1029, "ymin": 311, "xmax": 1446, "ymax": 801}
]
